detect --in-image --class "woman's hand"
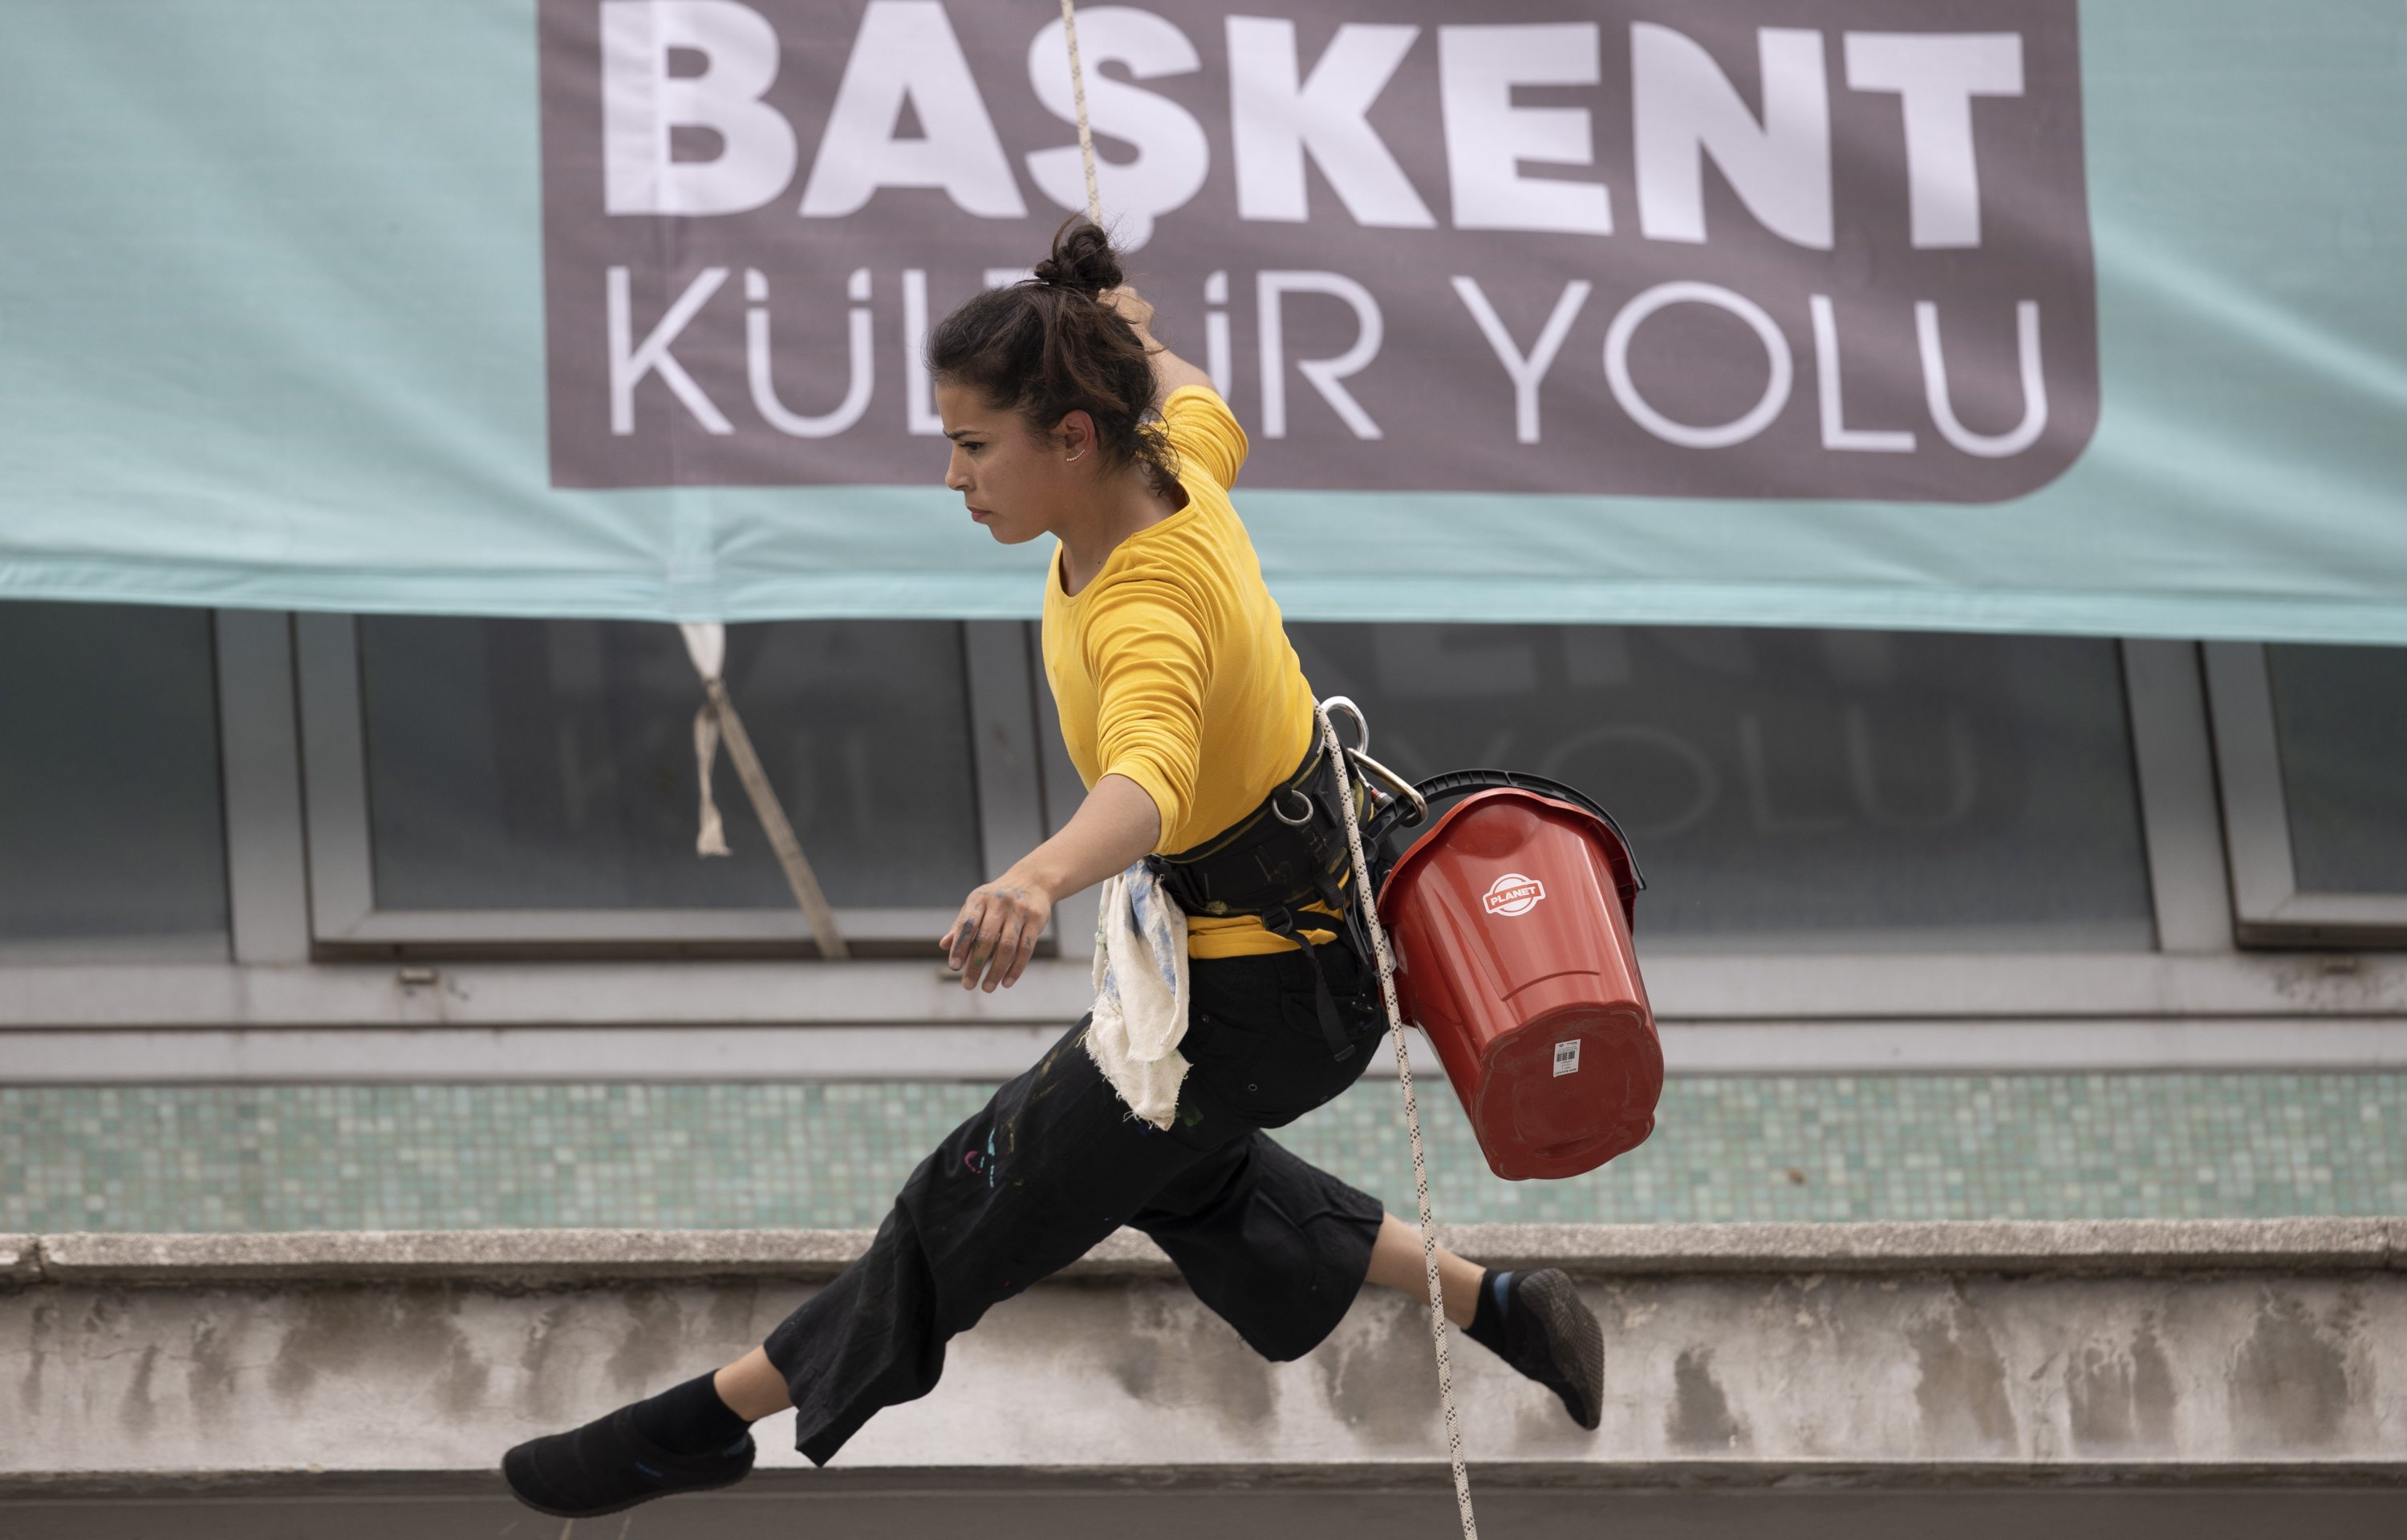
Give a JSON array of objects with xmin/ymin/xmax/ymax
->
[
  {"xmin": 939, "ymin": 774, "xmax": 1160, "ymax": 992},
  {"xmin": 1101, "ymin": 285, "xmax": 1157, "ymax": 342},
  {"xmin": 943, "ymin": 874, "xmax": 1054, "ymax": 992},
  {"xmin": 1101, "ymin": 286, "xmax": 1213, "ymax": 404}
]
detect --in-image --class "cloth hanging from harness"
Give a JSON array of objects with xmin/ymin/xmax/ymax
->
[
  {"xmin": 1084, "ymin": 860, "xmax": 1191, "ymax": 1129},
  {"xmin": 1146, "ymin": 735, "xmax": 1381, "ymax": 1064}
]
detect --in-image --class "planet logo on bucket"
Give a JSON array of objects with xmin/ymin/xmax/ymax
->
[{"xmin": 1482, "ymin": 873, "xmax": 1547, "ymax": 918}]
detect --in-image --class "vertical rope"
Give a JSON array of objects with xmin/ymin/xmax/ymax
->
[
  {"xmin": 1057, "ymin": 0, "xmax": 1104, "ymax": 225},
  {"xmin": 1052, "ymin": 10, "xmax": 1468, "ymax": 1529},
  {"xmin": 1319, "ymin": 704, "xmax": 1480, "ymax": 1540}
]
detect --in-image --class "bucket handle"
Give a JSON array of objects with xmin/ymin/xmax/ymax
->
[{"xmin": 1364, "ymin": 768, "xmax": 1649, "ymax": 895}]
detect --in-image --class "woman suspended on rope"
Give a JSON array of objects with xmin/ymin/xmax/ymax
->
[{"xmin": 503, "ymin": 220, "xmax": 1605, "ymax": 1519}]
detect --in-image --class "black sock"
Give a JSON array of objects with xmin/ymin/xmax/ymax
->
[
  {"xmin": 628, "ymin": 1371, "xmax": 754, "ymax": 1457},
  {"xmin": 1464, "ymin": 1268, "xmax": 1514, "ymax": 1357}
]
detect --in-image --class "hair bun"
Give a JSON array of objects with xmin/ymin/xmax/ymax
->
[{"xmin": 1032, "ymin": 217, "xmax": 1123, "ymax": 295}]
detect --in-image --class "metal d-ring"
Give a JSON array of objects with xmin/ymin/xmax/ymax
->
[
  {"xmin": 1319, "ymin": 695, "xmax": 1371, "ymax": 756},
  {"xmin": 1273, "ymin": 787, "xmax": 1314, "ymax": 826}
]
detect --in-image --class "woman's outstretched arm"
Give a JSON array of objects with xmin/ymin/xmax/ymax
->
[{"xmin": 942, "ymin": 772, "xmax": 1160, "ymax": 993}]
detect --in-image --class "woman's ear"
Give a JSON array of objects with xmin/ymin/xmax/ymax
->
[{"xmin": 1057, "ymin": 410, "xmax": 1096, "ymax": 464}]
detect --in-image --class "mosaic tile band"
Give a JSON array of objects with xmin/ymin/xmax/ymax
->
[{"xmin": 6, "ymin": 1074, "xmax": 2402, "ymax": 1234}]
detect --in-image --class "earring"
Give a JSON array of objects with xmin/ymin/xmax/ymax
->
[{"xmin": 1065, "ymin": 451, "xmax": 1085, "ymax": 463}]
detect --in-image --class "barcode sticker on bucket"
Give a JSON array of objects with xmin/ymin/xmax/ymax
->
[{"xmin": 1553, "ymin": 1040, "xmax": 1580, "ymax": 1076}]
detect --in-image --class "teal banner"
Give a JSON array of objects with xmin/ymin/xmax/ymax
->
[{"xmin": 1, "ymin": 1, "xmax": 2402, "ymax": 639}]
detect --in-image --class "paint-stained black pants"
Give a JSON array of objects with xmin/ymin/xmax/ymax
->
[{"xmin": 763, "ymin": 942, "xmax": 1389, "ymax": 1465}]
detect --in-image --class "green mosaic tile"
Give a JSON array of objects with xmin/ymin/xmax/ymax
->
[{"xmin": 2, "ymin": 1074, "xmax": 2402, "ymax": 1234}]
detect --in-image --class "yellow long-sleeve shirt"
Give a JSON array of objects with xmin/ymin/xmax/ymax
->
[{"xmin": 1041, "ymin": 386, "xmax": 1321, "ymax": 958}]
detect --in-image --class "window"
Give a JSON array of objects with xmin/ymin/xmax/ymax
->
[
  {"xmin": 297, "ymin": 615, "xmax": 1041, "ymax": 955},
  {"xmin": 1289, "ymin": 624, "xmax": 2156, "ymax": 953},
  {"xmin": 11, "ymin": 606, "xmax": 2401, "ymax": 1073},
  {"xmin": 0, "ymin": 602, "xmax": 229, "ymax": 960},
  {"xmin": 2208, "ymin": 642, "xmax": 2407, "ymax": 945}
]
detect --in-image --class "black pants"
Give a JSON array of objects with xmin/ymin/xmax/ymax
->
[{"xmin": 762, "ymin": 942, "xmax": 1388, "ymax": 1465}]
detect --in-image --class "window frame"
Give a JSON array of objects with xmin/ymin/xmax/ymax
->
[
  {"xmin": 13, "ymin": 612, "xmax": 2407, "ymax": 1082},
  {"xmin": 145, "ymin": 618, "xmax": 2329, "ymax": 974},
  {"xmin": 2204, "ymin": 640, "xmax": 2407, "ymax": 947},
  {"xmin": 290, "ymin": 612, "xmax": 1045, "ymax": 958}
]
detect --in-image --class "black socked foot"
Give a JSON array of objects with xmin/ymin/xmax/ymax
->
[
  {"xmin": 502, "ymin": 1404, "xmax": 756, "ymax": 1518},
  {"xmin": 1474, "ymin": 1267, "xmax": 1605, "ymax": 1430}
]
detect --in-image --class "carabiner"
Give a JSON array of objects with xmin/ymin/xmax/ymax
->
[
  {"xmin": 1318, "ymin": 695, "xmax": 1371, "ymax": 756},
  {"xmin": 1317, "ymin": 696, "xmax": 1427, "ymax": 826},
  {"xmin": 1346, "ymin": 745, "xmax": 1428, "ymax": 826}
]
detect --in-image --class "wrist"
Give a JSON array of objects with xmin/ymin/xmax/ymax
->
[{"xmin": 997, "ymin": 861, "xmax": 1060, "ymax": 908}]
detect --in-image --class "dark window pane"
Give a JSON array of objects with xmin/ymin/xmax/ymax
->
[
  {"xmin": 356, "ymin": 618, "xmax": 983, "ymax": 910},
  {"xmin": 1290, "ymin": 625, "xmax": 2153, "ymax": 953},
  {"xmin": 2267, "ymin": 644, "xmax": 2407, "ymax": 895},
  {"xmin": 0, "ymin": 602, "xmax": 229, "ymax": 956}
]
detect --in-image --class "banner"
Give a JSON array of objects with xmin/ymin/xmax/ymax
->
[
  {"xmin": 1, "ymin": 1, "xmax": 2403, "ymax": 640},
  {"xmin": 544, "ymin": 0, "xmax": 2095, "ymax": 500}
]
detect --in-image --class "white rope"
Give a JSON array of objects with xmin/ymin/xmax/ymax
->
[
  {"xmin": 1050, "ymin": 12, "xmax": 1469, "ymax": 1528},
  {"xmin": 1057, "ymin": 0, "xmax": 1104, "ymax": 225},
  {"xmin": 1317, "ymin": 701, "xmax": 1480, "ymax": 1540}
]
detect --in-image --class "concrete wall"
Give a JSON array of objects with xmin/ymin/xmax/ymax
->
[{"xmin": 6, "ymin": 1221, "xmax": 2403, "ymax": 1488}]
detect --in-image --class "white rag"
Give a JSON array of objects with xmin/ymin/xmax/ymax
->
[{"xmin": 1083, "ymin": 861, "xmax": 1191, "ymax": 1129}]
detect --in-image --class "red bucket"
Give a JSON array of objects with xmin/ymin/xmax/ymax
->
[{"xmin": 1374, "ymin": 776, "xmax": 1659, "ymax": 1181}]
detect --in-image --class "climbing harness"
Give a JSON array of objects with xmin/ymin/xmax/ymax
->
[{"xmin": 1145, "ymin": 736, "xmax": 1374, "ymax": 1064}]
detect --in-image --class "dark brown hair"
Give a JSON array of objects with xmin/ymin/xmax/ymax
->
[{"xmin": 927, "ymin": 218, "xmax": 1175, "ymax": 491}]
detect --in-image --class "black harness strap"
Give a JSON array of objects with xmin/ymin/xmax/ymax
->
[
  {"xmin": 1259, "ymin": 904, "xmax": 1355, "ymax": 1064},
  {"xmin": 1150, "ymin": 738, "xmax": 1386, "ymax": 1063}
]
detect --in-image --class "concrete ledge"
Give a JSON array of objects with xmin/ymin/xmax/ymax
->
[
  {"xmin": 10, "ymin": 1461, "xmax": 2407, "ymax": 1499},
  {"xmin": 1447, "ymin": 1218, "xmax": 2407, "ymax": 1275},
  {"xmin": 14, "ymin": 1218, "xmax": 2401, "ymax": 1287},
  {"xmin": 29, "ymin": 1227, "xmax": 883, "ymax": 1287},
  {"xmin": 20, "ymin": 1226, "xmax": 1177, "ymax": 1285},
  {"xmin": 10, "ymin": 1222, "xmax": 2405, "ymax": 1482}
]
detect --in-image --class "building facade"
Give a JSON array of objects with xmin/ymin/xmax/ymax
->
[{"xmin": 3, "ymin": 603, "xmax": 2404, "ymax": 1533}]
